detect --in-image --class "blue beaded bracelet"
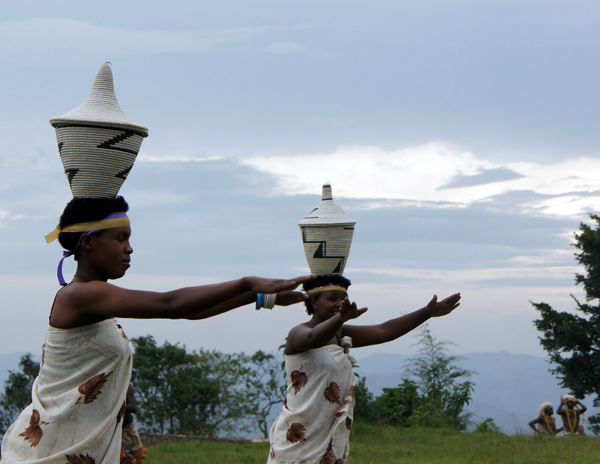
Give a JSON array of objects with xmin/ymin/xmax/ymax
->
[{"xmin": 256, "ymin": 293, "xmax": 264, "ymax": 310}]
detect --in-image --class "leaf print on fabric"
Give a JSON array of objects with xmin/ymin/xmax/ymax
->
[
  {"xmin": 335, "ymin": 459, "xmax": 345, "ymax": 464},
  {"xmin": 335, "ymin": 400, "xmax": 351, "ymax": 417},
  {"xmin": 320, "ymin": 440, "xmax": 335, "ymax": 464},
  {"xmin": 286, "ymin": 423, "xmax": 307, "ymax": 443},
  {"xmin": 270, "ymin": 448, "xmax": 275, "ymax": 459},
  {"xmin": 65, "ymin": 453, "xmax": 96, "ymax": 464},
  {"xmin": 75, "ymin": 371, "xmax": 112, "ymax": 405},
  {"xmin": 41, "ymin": 344, "xmax": 46, "ymax": 367},
  {"xmin": 291, "ymin": 370, "xmax": 308, "ymax": 394},
  {"xmin": 18, "ymin": 409, "xmax": 49, "ymax": 447},
  {"xmin": 348, "ymin": 385, "xmax": 355, "ymax": 397},
  {"xmin": 320, "ymin": 453, "xmax": 335, "ymax": 464},
  {"xmin": 324, "ymin": 382, "xmax": 341, "ymax": 404},
  {"xmin": 346, "ymin": 417, "xmax": 353, "ymax": 430}
]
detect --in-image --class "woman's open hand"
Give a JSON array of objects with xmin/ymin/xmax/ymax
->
[
  {"xmin": 426, "ymin": 293, "xmax": 461, "ymax": 317},
  {"xmin": 339, "ymin": 298, "xmax": 368, "ymax": 323},
  {"xmin": 276, "ymin": 287, "xmax": 323, "ymax": 306}
]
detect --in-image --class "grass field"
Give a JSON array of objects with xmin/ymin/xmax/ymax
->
[{"xmin": 144, "ymin": 423, "xmax": 600, "ymax": 464}]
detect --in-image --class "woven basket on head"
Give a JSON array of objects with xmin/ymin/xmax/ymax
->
[
  {"xmin": 50, "ymin": 62, "xmax": 148, "ymax": 198},
  {"xmin": 298, "ymin": 184, "xmax": 356, "ymax": 275}
]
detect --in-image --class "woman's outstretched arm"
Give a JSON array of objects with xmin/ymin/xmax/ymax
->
[
  {"xmin": 342, "ymin": 293, "xmax": 461, "ymax": 348},
  {"xmin": 52, "ymin": 275, "xmax": 315, "ymax": 328}
]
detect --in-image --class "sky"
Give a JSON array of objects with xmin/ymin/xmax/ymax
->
[{"xmin": 1, "ymin": 0, "xmax": 599, "ymax": 361}]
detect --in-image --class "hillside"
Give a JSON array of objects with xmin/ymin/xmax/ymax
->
[{"xmin": 1, "ymin": 350, "xmax": 597, "ymax": 436}]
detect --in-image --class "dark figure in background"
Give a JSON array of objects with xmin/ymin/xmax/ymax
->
[
  {"xmin": 121, "ymin": 385, "xmax": 146, "ymax": 464},
  {"xmin": 557, "ymin": 395, "xmax": 587, "ymax": 436}
]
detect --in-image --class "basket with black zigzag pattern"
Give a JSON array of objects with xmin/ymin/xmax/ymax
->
[
  {"xmin": 50, "ymin": 62, "xmax": 148, "ymax": 198},
  {"xmin": 298, "ymin": 184, "xmax": 356, "ymax": 275}
]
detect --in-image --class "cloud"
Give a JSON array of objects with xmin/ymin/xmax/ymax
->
[
  {"xmin": 239, "ymin": 143, "xmax": 600, "ymax": 218},
  {"xmin": 442, "ymin": 168, "xmax": 524, "ymax": 188},
  {"xmin": 138, "ymin": 153, "xmax": 222, "ymax": 163},
  {"xmin": 241, "ymin": 142, "xmax": 482, "ymax": 197},
  {"xmin": 352, "ymin": 199, "xmax": 467, "ymax": 211},
  {"xmin": 0, "ymin": 18, "xmax": 277, "ymax": 65},
  {"xmin": 506, "ymin": 248, "xmax": 574, "ymax": 266},
  {"xmin": 351, "ymin": 265, "xmax": 580, "ymax": 283},
  {"xmin": 263, "ymin": 41, "xmax": 304, "ymax": 55}
]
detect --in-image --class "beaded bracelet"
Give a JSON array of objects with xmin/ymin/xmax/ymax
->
[
  {"xmin": 263, "ymin": 293, "xmax": 277, "ymax": 309},
  {"xmin": 256, "ymin": 293, "xmax": 277, "ymax": 310},
  {"xmin": 255, "ymin": 293, "xmax": 264, "ymax": 310}
]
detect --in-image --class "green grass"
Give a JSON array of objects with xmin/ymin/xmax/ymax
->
[
  {"xmin": 144, "ymin": 423, "xmax": 600, "ymax": 464},
  {"xmin": 145, "ymin": 440, "xmax": 267, "ymax": 464}
]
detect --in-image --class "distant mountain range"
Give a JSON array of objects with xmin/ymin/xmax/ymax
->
[{"xmin": 1, "ymin": 350, "xmax": 596, "ymax": 436}]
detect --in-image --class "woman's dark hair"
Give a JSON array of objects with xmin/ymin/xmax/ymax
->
[
  {"xmin": 302, "ymin": 274, "xmax": 351, "ymax": 315},
  {"xmin": 58, "ymin": 196, "xmax": 129, "ymax": 256}
]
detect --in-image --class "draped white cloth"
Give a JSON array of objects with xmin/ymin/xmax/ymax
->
[
  {"xmin": 268, "ymin": 343, "xmax": 356, "ymax": 464},
  {"xmin": 1, "ymin": 318, "xmax": 132, "ymax": 464}
]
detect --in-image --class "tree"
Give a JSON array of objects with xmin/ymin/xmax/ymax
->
[
  {"xmin": 130, "ymin": 336, "xmax": 287, "ymax": 438},
  {"xmin": 532, "ymin": 214, "xmax": 600, "ymax": 432},
  {"xmin": 244, "ymin": 350, "xmax": 286, "ymax": 439},
  {"xmin": 131, "ymin": 335, "xmax": 253, "ymax": 437},
  {"xmin": 371, "ymin": 379, "xmax": 420, "ymax": 427},
  {"xmin": 353, "ymin": 376, "xmax": 378, "ymax": 423},
  {"xmin": 474, "ymin": 418, "xmax": 503, "ymax": 434},
  {"xmin": 0, "ymin": 354, "xmax": 40, "ymax": 435},
  {"xmin": 358, "ymin": 327, "xmax": 474, "ymax": 430},
  {"xmin": 405, "ymin": 326, "xmax": 474, "ymax": 430}
]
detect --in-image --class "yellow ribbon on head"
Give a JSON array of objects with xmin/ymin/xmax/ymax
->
[
  {"xmin": 320, "ymin": 285, "xmax": 348, "ymax": 293},
  {"xmin": 45, "ymin": 217, "xmax": 131, "ymax": 244}
]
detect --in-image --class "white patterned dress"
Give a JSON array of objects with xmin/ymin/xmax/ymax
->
[
  {"xmin": 268, "ymin": 343, "xmax": 356, "ymax": 464},
  {"xmin": 1, "ymin": 318, "xmax": 132, "ymax": 464}
]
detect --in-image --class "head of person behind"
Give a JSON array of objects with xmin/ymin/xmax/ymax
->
[
  {"xmin": 539, "ymin": 402, "xmax": 554, "ymax": 417},
  {"xmin": 302, "ymin": 274, "xmax": 351, "ymax": 319},
  {"xmin": 563, "ymin": 395, "xmax": 578, "ymax": 410}
]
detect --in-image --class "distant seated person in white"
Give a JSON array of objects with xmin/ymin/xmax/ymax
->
[{"xmin": 528, "ymin": 402, "xmax": 558, "ymax": 436}]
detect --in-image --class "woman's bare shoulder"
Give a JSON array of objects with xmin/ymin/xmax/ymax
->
[
  {"xmin": 51, "ymin": 282, "xmax": 117, "ymax": 328},
  {"xmin": 287, "ymin": 321, "xmax": 312, "ymax": 336},
  {"xmin": 57, "ymin": 281, "xmax": 115, "ymax": 300}
]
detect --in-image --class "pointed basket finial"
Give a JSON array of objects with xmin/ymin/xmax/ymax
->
[{"xmin": 50, "ymin": 62, "xmax": 148, "ymax": 136}]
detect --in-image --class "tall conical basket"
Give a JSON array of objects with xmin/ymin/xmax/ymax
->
[
  {"xmin": 298, "ymin": 184, "xmax": 356, "ymax": 275},
  {"xmin": 50, "ymin": 62, "xmax": 148, "ymax": 198}
]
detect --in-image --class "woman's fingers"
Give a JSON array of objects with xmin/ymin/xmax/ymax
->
[
  {"xmin": 305, "ymin": 287, "xmax": 323, "ymax": 299},
  {"xmin": 277, "ymin": 274, "xmax": 316, "ymax": 291}
]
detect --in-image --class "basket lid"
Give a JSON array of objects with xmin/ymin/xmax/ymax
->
[
  {"xmin": 298, "ymin": 184, "xmax": 356, "ymax": 227},
  {"xmin": 50, "ymin": 62, "xmax": 148, "ymax": 137}
]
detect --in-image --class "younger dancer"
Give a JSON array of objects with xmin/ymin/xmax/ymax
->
[{"xmin": 267, "ymin": 274, "xmax": 460, "ymax": 464}]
